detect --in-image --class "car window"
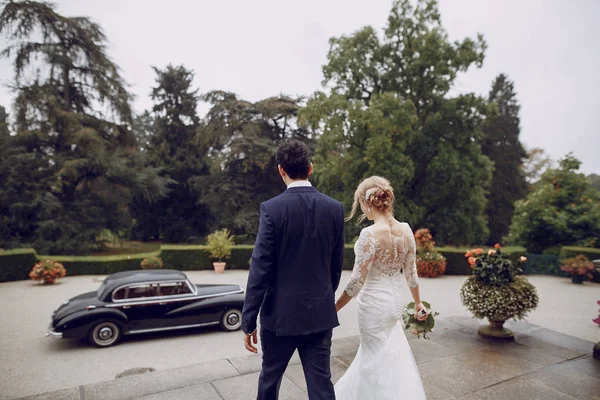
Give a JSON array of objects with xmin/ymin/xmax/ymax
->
[
  {"xmin": 113, "ymin": 284, "xmax": 159, "ymax": 300},
  {"xmin": 128, "ymin": 284, "xmax": 158, "ymax": 299},
  {"xmin": 159, "ymin": 282, "xmax": 192, "ymax": 296}
]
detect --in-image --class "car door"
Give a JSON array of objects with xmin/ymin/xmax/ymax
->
[
  {"xmin": 113, "ymin": 283, "xmax": 169, "ymax": 332},
  {"xmin": 155, "ymin": 281, "xmax": 210, "ymax": 328}
]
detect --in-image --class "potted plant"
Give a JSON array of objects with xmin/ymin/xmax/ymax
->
[
  {"xmin": 414, "ymin": 228, "xmax": 447, "ymax": 278},
  {"xmin": 29, "ymin": 260, "xmax": 67, "ymax": 284},
  {"xmin": 140, "ymin": 256, "xmax": 163, "ymax": 270},
  {"xmin": 560, "ymin": 255, "xmax": 594, "ymax": 284},
  {"xmin": 461, "ymin": 244, "xmax": 538, "ymax": 340},
  {"xmin": 205, "ymin": 229, "xmax": 234, "ymax": 273}
]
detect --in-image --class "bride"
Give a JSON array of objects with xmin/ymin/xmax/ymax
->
[{"xmin": 334, "ymin": 176, "xmax": 427, "ymax": 399}]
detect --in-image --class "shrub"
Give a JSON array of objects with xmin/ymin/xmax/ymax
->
[
  {"xmin": 205, "ymin": 229, "xmax": 234, "ymax": 262},
  {"xmin": 560, "ymin": 255, "xmax": 595, "ymax": 281},
  {"xmin": 140, "ymin": 256, "xmax": 164, "ymax": 270},
  {"xmin": 414, "ymin": 228, "xmax": 446, "ymax": 278},
  {"xmin": 29, "ymin": 260, "xmax": 66, "ymax": 284},
  {"xmin": 460, "ymin": 276, "xmax": 539, "ymax": 321}
]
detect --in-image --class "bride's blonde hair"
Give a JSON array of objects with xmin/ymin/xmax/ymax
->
[{"xmin": 346, "ymin": 176, "xmax": 395, "ymax": 222}]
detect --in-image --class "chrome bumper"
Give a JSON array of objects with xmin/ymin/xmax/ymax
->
[{"xmin": 46, "ymin": 326, "xmax": 63, "ymax": 338}]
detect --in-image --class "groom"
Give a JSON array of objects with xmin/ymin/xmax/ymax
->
[{"xmin": 242, "ymin": 139, "xmax": 345, "ymax": 400}]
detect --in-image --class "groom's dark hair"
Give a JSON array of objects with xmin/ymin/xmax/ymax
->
[{"xmin": 276, "ymin": 139, "xmax": 311, "ymax": 180}]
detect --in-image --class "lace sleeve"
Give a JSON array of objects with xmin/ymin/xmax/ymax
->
[
  {"xmin": 344, "ymin": 229, "xmax": 377, "ymax": 297},
  {"xmin": 404, "ymin": 227, "xmax": 420, "ymax": 288}
]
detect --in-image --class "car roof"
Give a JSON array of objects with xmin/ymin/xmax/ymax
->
[{"xmin": 99, "ymin": 269, "xmax": 189, "ymax": 300}]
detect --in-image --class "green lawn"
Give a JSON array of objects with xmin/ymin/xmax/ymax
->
[{"xmin": 90, "ymin": 241, "xmax": 161, "ymax": 256}]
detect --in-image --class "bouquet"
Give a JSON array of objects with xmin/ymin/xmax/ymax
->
[{"xmin": 402, "ymin": 301, "xmax": 439, "ymax": 339}]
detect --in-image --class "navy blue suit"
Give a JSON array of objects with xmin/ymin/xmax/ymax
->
[{"xmin": 242, "ymin": 185, "xmax": 344, "ymax": 400}]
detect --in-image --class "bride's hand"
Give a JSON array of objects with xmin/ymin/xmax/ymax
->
[{"xmin": 415, "ymin": 302, "xmax": 428, "ymax": 321}]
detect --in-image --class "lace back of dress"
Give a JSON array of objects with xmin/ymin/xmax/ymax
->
[{"xmin": 370, "ymin": 230, "xmax": 406, "ymax": 277}]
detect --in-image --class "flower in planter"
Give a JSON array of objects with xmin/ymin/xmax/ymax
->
[
  {"xmin": 414, "ymin": 229, "xmax": 447, "ymax": 278},
  {"xmin": 460, "ymin": 243, "xmax": 538, "ymax": 339},
  {"xmin": 593, "ymin": 300, "xmax": 600, "ymax": 326},
  {"xmin": 29, "ymin": 260, "xmax": 67, "ymax": 284},
  {"xmin": 140, "ymin": 256, "xmax": 163, "ymax": 270},
  {"xmin": 560, "ymin": 255, "xmax": 594, "ymax": 281}
]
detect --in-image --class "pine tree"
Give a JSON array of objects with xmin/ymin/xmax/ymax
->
[
  {"xmin": 482, "ymin": 74, "xmax": 528, "ymax": 244},
  {"xmin": 0, "ymin": 1, "xmax": 169, "ymax": 253},
  {"xmin": 132, "ymin": 65, "xmax": 210, "ymax": 243}
]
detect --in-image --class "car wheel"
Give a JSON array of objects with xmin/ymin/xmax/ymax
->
[
  {"xmin": 220, "ymin": 308, "xmax": 242, "ymax": 332},
  {"xmin": 89, "ymin": 320, "xmax": 122, "ymax": 348}
]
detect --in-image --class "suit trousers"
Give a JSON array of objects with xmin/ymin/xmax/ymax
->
[{"xmin": 256, "ymin": 328, "xmax": 335, "ymax": 400}]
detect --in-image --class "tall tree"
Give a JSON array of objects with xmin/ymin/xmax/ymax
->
[
  {"xmin": 199, "ymin": 92, "xmax": 314, "ymax": 237},
  {"xmin": 508, "ymin": 155, "xmax": 600, "ymax": 252},
  {"xmin": 305, "ymin": 0, "xmax": 491, "ymax": 244},
  {"xmin": 482, "ymin": 74, "xmax": 528, "ymax": 244},
  {"xmin": 132, "ymin": 65, "xmax": 210, "ymax": 243},
  {"xmin": 302, "ymin": 92, "xmax": 418, "ymax": 240},
  {"xmin": 0, "ymin": 1, "xmax": 168, "ymax": 253}
]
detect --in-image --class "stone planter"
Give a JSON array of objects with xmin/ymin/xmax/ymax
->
[
  {"xmin": 213, "ymin": 262, "xmax": 226, "ymax": 274},
  {"xmin": 478, "ymin": 319, "xmax": 515, "ymax": 341}
]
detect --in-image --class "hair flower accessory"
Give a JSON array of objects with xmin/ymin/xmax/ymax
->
[{"xmin": 365, "ymin": 188, "xmax": 377, "ymax": 202}]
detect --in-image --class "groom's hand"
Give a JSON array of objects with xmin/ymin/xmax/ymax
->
[{"xmin": 243, "ymin": 330, "xmax": 258, "ymax": 354}]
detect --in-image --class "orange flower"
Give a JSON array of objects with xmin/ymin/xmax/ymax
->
[
  {"xmin": 465, "ymin": 250, "xmax": 473, "ymax": 258},
  {"xmin": 474, "ymin": 248, "xmax": 483, "ymax": 255},
  {"xmin": 494, "ymin": 243, "xmax": 501, "ymax": 249},
  {"xmin": 488, "ymin": 249, "xmax": 496, "ymax": 255},
  {"xmin": 520, "ymin": 256, "xmax": 527, "ymax": 262},
  {"xmin": 468, "ymin": 257, "xmax": 476, "ymax": 266}
]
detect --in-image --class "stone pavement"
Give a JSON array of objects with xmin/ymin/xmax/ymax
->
[{"xmin": 18, "ymin": 317, "xmax": 599, "ymax": 400}]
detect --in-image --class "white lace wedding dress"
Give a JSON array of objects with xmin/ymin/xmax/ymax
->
[{"xmin": 334, "ymin": 223, "xmax": 426, "ymax": 400}]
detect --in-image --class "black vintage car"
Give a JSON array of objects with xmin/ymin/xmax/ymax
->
[{"xmin": 46, "ymin": 269, "xmax": 245, "ymax": 347}]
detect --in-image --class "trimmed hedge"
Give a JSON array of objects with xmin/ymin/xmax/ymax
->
[
  {"xmin": 160, "ymin": 245, "xmax": 253, "ymax": 270},
  {"xmin": 49, "ymin": 252, "xmax": 161, "ymax": 276},
  {"xmin": 0, "ymin": 249, "xmax": 38, "ymax": 282},
  {"xmin": 2, "ymin": 243, "xmax": 597, "ymax": 283}
]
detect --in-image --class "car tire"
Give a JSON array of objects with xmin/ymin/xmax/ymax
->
[
  {"xmin": 89, "ymin": 320, "xmax": 122, "ymax": 348},
  {"xmin": 220, "ymin": 308, "xmax": 242, "ymax": 332}
]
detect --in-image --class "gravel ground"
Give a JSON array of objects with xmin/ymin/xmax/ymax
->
[{"xmin": 0, "ymin": 271, "xmax": 598, "ymax": 399}]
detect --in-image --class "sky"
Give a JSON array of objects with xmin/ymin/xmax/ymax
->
[{"xmin": 0, "ymin": 0, "xmax": 599, "ymax": 173}]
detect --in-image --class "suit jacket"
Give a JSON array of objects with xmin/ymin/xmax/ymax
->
[{"xmin": 241, "ymin": 186, "xmax": 345, "ymax": 336}]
